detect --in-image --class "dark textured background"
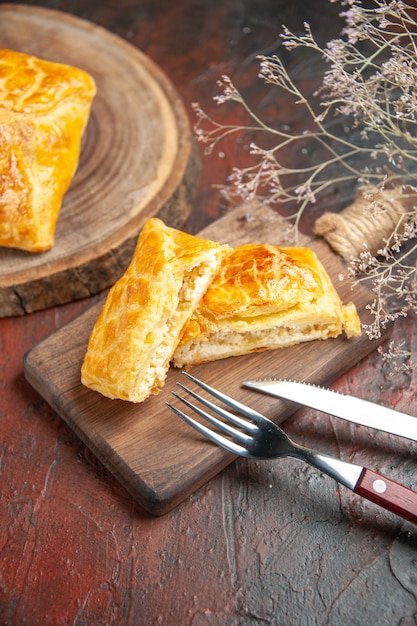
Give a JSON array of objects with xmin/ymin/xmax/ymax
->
[{"xmin": 1, "ymin": 1, "xmax": 417, "ymax": 624}]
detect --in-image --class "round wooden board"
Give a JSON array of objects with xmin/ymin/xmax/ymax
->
[{"xmin": 0, "ymin": 5, "xmax": 199, "ymax": 317}]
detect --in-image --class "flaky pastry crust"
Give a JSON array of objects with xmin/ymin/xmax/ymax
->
[
  {"xmin": 81, "ymin": 218, "xmax": 227, "ymax": 402},
  {"xmin": 172, "ymin": 243, "xmax": 361, "ymax": 366},
  {"xmin": 0, "ymin": 49, "xmax": 96, "ymax": 252}
]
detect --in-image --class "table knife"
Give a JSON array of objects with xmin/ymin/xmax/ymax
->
[{"xmin": 243, "ymin": 379, "xmax": 417, "ymax": 442}]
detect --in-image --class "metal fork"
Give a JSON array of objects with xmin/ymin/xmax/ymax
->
[{"xmin": 166, "ymin": 372, "xmax": 417, "ymax": 525}]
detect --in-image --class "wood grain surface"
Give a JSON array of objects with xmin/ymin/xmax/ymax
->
[
  {"xmin": 23, "ymin": 203, "xmax": 392, "ymax": 515},
  {"xmin": 0, "ymin": 5, "xmax": 199, "ymax": 317},
  {"xmin": 354, "ymin": 468, "xmax": 417, "ymax": 526},
  {"xmin": 3, "ymin": 2, "xmax": 417, "ymax": 625}
]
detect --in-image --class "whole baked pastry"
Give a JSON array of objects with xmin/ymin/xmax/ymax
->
[
  {"xmin": 172, "ymin": 243, "xmax": 361, "ymax": 366},
  {"xmin": 0, "ymin": 49, "xmax": 96, "ymax": 252},
  {"xmin": 81, "ymin": 218, "xmax": 228, "ymax": 402}
]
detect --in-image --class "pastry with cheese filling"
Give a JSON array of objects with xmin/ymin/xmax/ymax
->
[
  {"xmin": 81, "ymin": 218, "xmax": 228, "ymax": 402},
  {"xmin": 172, "ymin": 243, "xmax": 361, "ymax": 367},
  {"xmin": 0, "ymin": 49, "xmax": 96, "ymax": 252}
]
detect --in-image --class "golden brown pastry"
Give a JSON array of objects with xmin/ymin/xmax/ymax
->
[
  {"xmin": 81, "ymin": 218, "xmax": 228, "ymax": 402},
  {"xmin": 0, "ymin": 49, "xmax": 96, "ymax": 252},
  {"xmin": 172, "ymin": 243, "xmax": 361, "ymax": 366}
]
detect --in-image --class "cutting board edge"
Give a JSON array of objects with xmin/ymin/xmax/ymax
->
[
  {"xmin": 0, "ymin": 5, "xmax": 199, "ymax": 317},
  {"xmin": 21, "ymin": 203, "xmax": 396, "ymax": 515},
  {"xmin": 23, "ymin": 321, "xmax": 393, "ymax": 516},
  {"xmin": 23, "ymin": 345, "xmax": 243, "ymax": 515},
  {"xmin": 23, "ymin": 348, "xmax": 165, "ymax": 513}
]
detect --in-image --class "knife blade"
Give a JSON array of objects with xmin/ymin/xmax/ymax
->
[{"xmin": 243, "ymin": 379, "xmax": 417, "ymax": 442}]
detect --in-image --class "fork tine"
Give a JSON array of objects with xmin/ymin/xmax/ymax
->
[
  {"xmin": 175, "ymin": 383, "xmax": 257, "ymax": 434},
  {"xmin": 181, "ymin": 372, "xmax": 268, "ymax": 425},
  {"xmin": 171, "ymin": 390, "xmax": 253, "ymax": 444},
  {"xmin": 165, "ymin": 401, "xmax": 250, "ymax": 456}
]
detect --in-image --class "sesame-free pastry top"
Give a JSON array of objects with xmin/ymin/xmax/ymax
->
[
  {"xmin": 81, "ymin": 218, "xmax": 228, "ymax": 402},
  {"xmin": 81, "ymin": 218, "xmax": 360, "ymax": 403},
  {"xmin": 0, "ymin": 49, "xmax": 96, "ymax": 252},
  {"xmin": 172, "ymin": 243, "xmax": 361, "ymax": 367}
]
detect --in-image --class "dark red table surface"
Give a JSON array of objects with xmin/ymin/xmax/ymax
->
[{"xmin": 1, "ymin": 1, "xmax": 417, "ymax": 624}]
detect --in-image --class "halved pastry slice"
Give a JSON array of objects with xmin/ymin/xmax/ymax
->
[
  {"xmin": 172, "ymin": 243, "xmax": 361, "ymax": 367},
  {"xmin": 81, "ymin": 218, "xmax": 228, "ymax": 402},
  {"xmin": 0, "ymin": 49, "xmax": 96, "ymax": 252}
]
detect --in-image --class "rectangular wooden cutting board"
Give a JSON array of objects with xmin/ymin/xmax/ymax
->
[{"xmin": 23, "ymin": 204, "xmax": 391, "ymax": 515}]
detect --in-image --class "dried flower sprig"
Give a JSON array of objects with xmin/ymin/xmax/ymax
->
[
  {"xmin": 377, "ymin": 340, "xmax": 415, "ymax": 375},
  {"xmin": 348, "ymin": 226, "xmax": 417, "ymax": 336},
  {"xmin": 193, "ymin": 0, "xmax": 417, "ymax": 369},
  {"xmin": 346, "ymin": 197, "xmax": 417, "ymax": 355},
  {"xmin": 194, "ymin": 1, "xmax": 417, "ymax": 227}
]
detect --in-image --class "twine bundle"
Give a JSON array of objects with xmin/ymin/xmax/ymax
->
[{"xmin": 313, "ymin": 185, "xmax": 415, "ymax": 261}]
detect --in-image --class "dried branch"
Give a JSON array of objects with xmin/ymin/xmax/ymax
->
[{"xmin": 193, "ymin": 0, "xmax": 417, "ymax": 370}]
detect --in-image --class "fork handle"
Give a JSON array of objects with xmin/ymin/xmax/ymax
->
[{"xmin": 354, "ymin": 468, "xmax": 417, "ymax": 525}]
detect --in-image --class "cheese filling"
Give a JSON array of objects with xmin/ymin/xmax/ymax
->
[{"xmin": 134, "ymin": 253, "xmax": 222, "ymax": 398}]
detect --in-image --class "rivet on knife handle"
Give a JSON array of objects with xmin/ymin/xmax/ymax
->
[{"xmin": 354, "ymin": 468, "xmax": 417, "ymax": 525}]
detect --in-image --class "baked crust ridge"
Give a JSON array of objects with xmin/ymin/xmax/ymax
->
[
  {"xmin": 0, "ymin": 49, "xmax": 96, "ymax": 252},
  {"xmin": 81, "ymin": 218, "xmax": 228, "ymax": 402},
  {"xmin": 172, "ymin": 243, "xmax": 361, "ymax": 367}
]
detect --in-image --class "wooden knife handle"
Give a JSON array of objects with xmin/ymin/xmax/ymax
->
[{"xmin": 354, "ymin": 468, "xmax": 417, "ymax": 525}]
